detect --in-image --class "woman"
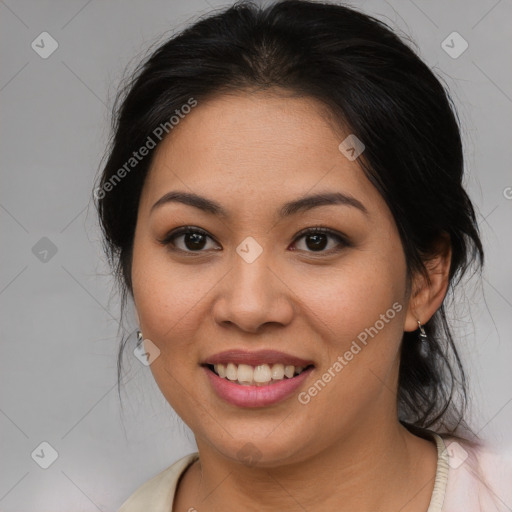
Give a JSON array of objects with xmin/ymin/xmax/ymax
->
[{"xmin": 95, "ymin": 1, "xmax": 511, "ymax": 510}]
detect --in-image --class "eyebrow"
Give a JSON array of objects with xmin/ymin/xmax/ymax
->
[{"xmin": 150, "ymin": 190, "xmax": 368, "ymax": 218}]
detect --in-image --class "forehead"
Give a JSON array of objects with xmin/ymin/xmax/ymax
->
[{"xmin": 141, "ymin": 91, "xmax": 384, "ymax": 216}]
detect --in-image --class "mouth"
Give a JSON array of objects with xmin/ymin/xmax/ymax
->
[
  {"xmin": 201, "ymin": 350, "xmax": 315, "ymax": 407},
  {"xmin": 204, "ymin": 362, "xmax": 314, "ymax": 386}
]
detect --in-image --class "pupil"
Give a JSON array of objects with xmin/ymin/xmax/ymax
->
[
  {"xmin": 183, "ymin": 233, "xmax": 328, "ymax": 251},
  {"xmin": 186, "ymin": 233, "xmax": 206, "ymax": 250},
  {"xmin": 307, "ymin": 234, "xmax": 327, "ymax": 251}
]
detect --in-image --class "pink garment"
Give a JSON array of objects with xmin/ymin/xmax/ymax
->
[{"xmin": 441, "ymin": 437, "xmax": 512, "ymax": 511}]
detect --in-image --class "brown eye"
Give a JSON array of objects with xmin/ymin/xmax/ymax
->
[
  {"xmin": 160, "ymin": 226, "xmax": 220, "ymax": 253},
  {"xmin": 292, "ymin": 227, "xmax": 349, "ymax": 253},
  {"xmin": 181, "ymin": 231, "xmax": 208, "ymax": 250},
  {"xmin": 159, "ymin": 225, "xmax": 349, "ymax": 255}
]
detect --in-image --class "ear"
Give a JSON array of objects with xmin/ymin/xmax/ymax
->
[{"xmin": 404, "ymin": 234, "xmax": 452, "ymax": 332}]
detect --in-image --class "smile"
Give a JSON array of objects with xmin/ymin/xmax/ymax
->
[
  {"xmin": 208, "ymin": 363, "xmax": 311, "ymax": 386},
  {"xmin": 202, "ymin": 349, "xmax": 315, "ymax": 407}
]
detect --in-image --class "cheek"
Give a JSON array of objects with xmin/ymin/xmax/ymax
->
[
  {"xmin": 293, "ymin": 252, "xmax": 408, "ymax": 349},
  {"xmin": 130, "ymin": 241, "xmax": 207, "ymax": 418},
  {"xmin": 290, "ymin": 257, "xmax": 408, "ymax": 428},
  {"xmin": 131, "ymin": 237, "xmax": 220, "ymax": 353},
  {"xmin": 132, "ymin": 266, "xmax": 187, "ymax": 341}
]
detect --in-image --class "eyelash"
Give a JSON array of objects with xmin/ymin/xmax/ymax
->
[{"xmin": 158, "ymin": 225, "xmax": 350, "ymax": 255}]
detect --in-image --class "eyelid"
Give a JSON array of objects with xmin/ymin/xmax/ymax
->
[
  {"xmin": 293, "ymin": 226, "xmax": 350, "ymax": 244},
  {"xmin": 158, "ymin": 225, "xmax": 350, "ymax": 253},
  {"xmin": 291, "ymin": 226, "xmax": 351, "ymax": 253},
  {"xmin": 158, "ymin": 225, "xmax": 217, "ymax": 246}
]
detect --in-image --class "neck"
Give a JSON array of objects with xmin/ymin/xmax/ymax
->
[{"xmin": 177, "ymin": 421, "xmax": 438, "ymax": 512}]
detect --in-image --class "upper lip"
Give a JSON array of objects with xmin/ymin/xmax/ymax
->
[{"xmin": 202, "ymin": 350, "xmax": 315, "ymax": 367}]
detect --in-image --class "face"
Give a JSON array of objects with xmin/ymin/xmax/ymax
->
[{"xmin": 131, "ymin": 90, "xmax": 413, "ymax": 466}]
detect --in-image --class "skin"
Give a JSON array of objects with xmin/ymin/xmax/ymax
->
[{"xmin": 131, "ymin": 89, "xmax": 451, "ymax": 512}]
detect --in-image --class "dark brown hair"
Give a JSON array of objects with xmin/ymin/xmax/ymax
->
[{"xmin": 95, "ymin": 0, "xmax": 484, "ymax": 440}]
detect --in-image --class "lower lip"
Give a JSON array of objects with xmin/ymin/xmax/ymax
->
[{"xmin": 204, "ymin": 366, "xmax": 314, "ymax": 408}]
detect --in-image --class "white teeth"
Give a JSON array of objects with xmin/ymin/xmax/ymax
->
[
  {"xmin": 253, "ymin": 364, "xmax": 272, "ymax": 383},
  {"xmin": 216, "ymin": 363, "xmax": 226, "ymax": 378},
  {"xmin": 212, "ymin": 362, "xmax": 308, "ymax": 385},
  {"xmin": 237, "ymin": 364, "xmax": 253, "ymax": 383},
  {"xmin": 226, "ymin": 363, "xmax": 238, "ymax": 381},
  {"xmin": 284, "ymin": 365, "xmax": 295, "ymax": 378},
  {"xmin": 271, "ymin": 363, "xmax": 285, "ymax": 380}
]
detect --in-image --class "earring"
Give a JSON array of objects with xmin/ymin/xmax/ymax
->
[
  {"xmin": 417, "ymin": 320, "xmax": 428, "ymax": 357},
  {"xmin": 136, "ymin": 329, "xmax": 143, "ymax": 346}
]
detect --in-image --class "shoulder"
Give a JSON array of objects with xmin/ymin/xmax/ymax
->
[
  {"xmin": 118, "ymin": 453, "xmax": 199, "ymax": 512},
  {"xmin": 442, "ymin": 437, "xmax": 512, "ymax": 511}
]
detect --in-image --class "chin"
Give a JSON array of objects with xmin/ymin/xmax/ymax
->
[{"xmin": 196, "ymin": 423, "xmax": 319, "ymax": 469}]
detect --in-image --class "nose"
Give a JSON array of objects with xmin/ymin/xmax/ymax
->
[{"xmin": 212, "ymin": 246, "xmax": 295, "ymax": 334}]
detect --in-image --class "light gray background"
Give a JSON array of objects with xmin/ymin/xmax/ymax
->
[{"xmin": 1, "ymin": 0, "xmax": 511, "ymax": 510}]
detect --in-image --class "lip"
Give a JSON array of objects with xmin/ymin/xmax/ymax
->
[
  {"xmin": 203, "ymin": 349, "xmax": 315, "ymax": 367},
  {"xmin": 204, "ymin": 365, "xmax": 314, "ymax": 408}
]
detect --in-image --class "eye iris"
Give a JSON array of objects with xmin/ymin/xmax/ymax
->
[
  {"xmin": 175, "ymin": 230, "xmax": 336, "ymax": 252},
  {"xmin": 306, "ymin": 233, "xmax": 328, "ymax": 251},
  {"xmin": 185, "ymin": 232, "xmax": 206, "ymax": 250}
]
